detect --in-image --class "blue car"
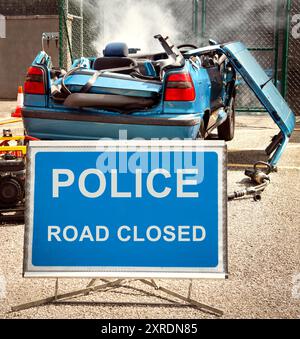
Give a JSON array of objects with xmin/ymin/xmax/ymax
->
[{"xmin": 22, "ymin": 35, "xmax": 295, "ymax": 167}]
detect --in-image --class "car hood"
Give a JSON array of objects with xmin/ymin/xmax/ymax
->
[{"xmin": 221, "ymin": 42, "xmax": 295, "ymax": 137}]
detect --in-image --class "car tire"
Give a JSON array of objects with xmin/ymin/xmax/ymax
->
[{"xmin": 218, "ymin": 96, "xmax": 236, "ymax": 142}]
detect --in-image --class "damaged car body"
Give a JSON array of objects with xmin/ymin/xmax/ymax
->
[{"xmin": 22, "ymin": 35, "xmax": 295, "ymax": 167}]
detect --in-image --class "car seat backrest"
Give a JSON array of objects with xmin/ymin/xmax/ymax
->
[
  {"xmin": 93, "ymin": 57, "xmax": 137, "ymax": 73},
  {"xmin": 94, "ymin": 42, "xmax": 137, "ymax": 74}
]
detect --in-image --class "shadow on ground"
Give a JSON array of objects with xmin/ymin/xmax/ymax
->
[
  {"xmin": 228, "ymin": 150, "xmax": 269, "ymax": 171},
  {"xmin": 290, "ymin": 123, "xmax": 300, "ymax": 144}
]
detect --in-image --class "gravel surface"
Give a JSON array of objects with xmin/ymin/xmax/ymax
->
[{"xmin": 0, "ymin": 103, "xmax": 299, "ymax": 319}]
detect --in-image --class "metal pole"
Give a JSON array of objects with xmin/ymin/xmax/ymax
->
[
  {"xmin": 201, "ymin": 0, "xmax": 207, "ymax": 45},
  {"xmin": 193, "ymin": 0, "xmax": 199, "ymax": 37},
  {"xmin": 65, "ymin": 0, "xmax": 69, "ymax": 15},
  {"xmin": 282, "ymin": 0, "xmax": 292, "ymax": 98},
  {"xmin": 11, "ymin": 279, "xmax": 125, "ymax": 313},
  {"xmin": 59, "ymin": 0, "xmax": 64, "ymax": 68},
  {"xmin": 140, "ymin": 280, "xmax": 223, "ymax": 317},
  {"xmin": 80, "ymin": 0, "xmax": 84, "ymax": 57},
  {"xmin": 274, "ymin": 0, "xmax": 281, "ymax": 88}
]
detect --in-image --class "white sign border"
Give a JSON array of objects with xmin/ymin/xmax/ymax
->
[{"xmin": 23, "ymin": 140, "xmax": 228, "ymax": 280}]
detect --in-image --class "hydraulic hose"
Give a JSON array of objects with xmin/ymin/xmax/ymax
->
[
  {"xmin": 228, "ymin": 179, "xmax": 270, "ymax": 202},
  {"xmin": 228, "ymin": 162, "xmax": 271, "ymax": 202}
]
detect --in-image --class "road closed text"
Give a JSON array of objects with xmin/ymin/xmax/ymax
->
[
  {"xmin": 48, "ymin": 168, "xmax": 206, "ymax": 243},
  {"xmin": 48, "ymin": 225, "xmax": 207, "ymax": 243}
]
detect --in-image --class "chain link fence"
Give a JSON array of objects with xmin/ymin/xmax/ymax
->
[
  {"xmin": 204, "ymin": 0, "xmax": 278, "ymax": 111},
  {"xmin": 59, "ymin": 0, "xmax": 298, "ymax": 114}
]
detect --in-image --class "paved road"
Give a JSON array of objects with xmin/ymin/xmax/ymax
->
[{"xmin": 0, "ymin": 102, "xmax": 299, "ymax": 319}]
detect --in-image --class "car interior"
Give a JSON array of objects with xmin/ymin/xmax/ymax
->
[{"xmin": 50, "ymin": 35, "xmax": 231, "ymax": 113}]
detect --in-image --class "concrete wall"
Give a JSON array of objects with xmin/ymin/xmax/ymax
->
[{"xmin": 0, "ymin": 15, "xmax": 59, "ymax": 99}]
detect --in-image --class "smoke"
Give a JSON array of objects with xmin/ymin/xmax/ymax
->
[
  {"xmin": 80, "ymin": 0, "xmax": 184, "ymax": 55},
  {"xmin": 71, "ymin": 0, "xmax": 280, "ymax": 55}
]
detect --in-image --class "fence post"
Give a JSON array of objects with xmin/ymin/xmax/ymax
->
[
  {"xmin": 193, "ymin": 0, "xmax": 199, "ymax": 37},
  {"xmin": 79, "ymin": 0, "xmax": 84, "ymax": 57},
  {"xmin": 201, "ymin": 0, "xmax": 207, "ymax": 45},
  {"xmin": 282, "ymin": 0, "xmax": 292, "ymax": 98},
  {"xmin": 274, "ymin": 0, "xmax": 281, "ymax": 89},
  {"xmin": 59, "ymin": 0, "xmax": 64, "ymax": 68}
]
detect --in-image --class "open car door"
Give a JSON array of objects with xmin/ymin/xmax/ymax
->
[{"xmin": 187, "ymin": 42, "xmax": 296, "ymax": 167}]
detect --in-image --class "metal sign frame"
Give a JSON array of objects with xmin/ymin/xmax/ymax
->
[{"xmin": 23, "ymin": 140, "xmax": 228, "ymax": 279}]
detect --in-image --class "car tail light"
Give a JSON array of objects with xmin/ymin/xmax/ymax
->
[
  {"xmin": 164, "ymin": 73, "xmax": 196, "ymax": 101},
  {"xmin": 24, "ymin": 66, "xmax": 46, "ymax": 95}
]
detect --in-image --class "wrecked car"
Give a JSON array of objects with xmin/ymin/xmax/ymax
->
[{"xmin": 22, "ymin": 35, "xmax": 295, "ymax": 167}]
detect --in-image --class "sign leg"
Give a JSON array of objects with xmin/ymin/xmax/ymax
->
[
  {"xmin": 10, "ymin": 279, "xmax": 124, "ymax": 313},
  {"xmin": 10, "ymin": 279, "xmax": 223, "ymax": 317},
  {"xmin": 85, "ymin": 279, "xmax": 98, "ymax": 295},
  {"xmin": 140, "ymin": 279, "xmax": 223, "ymax": 317}
]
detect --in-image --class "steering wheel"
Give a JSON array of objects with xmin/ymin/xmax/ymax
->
[{"xmin": 177, "ymin": 44, "xmax": 198, "ymax": 53}]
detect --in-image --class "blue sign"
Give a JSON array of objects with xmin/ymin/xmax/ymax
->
[{"xmin": 24, "ymin": 141, "xmax": 227, "ymax": 279}]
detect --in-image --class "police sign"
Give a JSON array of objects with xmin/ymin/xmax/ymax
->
[{"xmin": 24, "ymin": 141, "xmax": 228, "ymax": 279}]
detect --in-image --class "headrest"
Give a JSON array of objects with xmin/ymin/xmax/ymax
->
[{"xmin": 103, "ymin": 42, "xmax": 129, "ymax": 57}]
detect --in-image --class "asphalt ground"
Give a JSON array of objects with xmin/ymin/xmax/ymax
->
[{"xmin": 0, "ymin": 101, "xmax": 299, "ymax": 319}]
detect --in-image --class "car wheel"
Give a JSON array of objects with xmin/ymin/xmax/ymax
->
[{"xmin": 218, "ymin": 96, "xmax": 236, "ymax": 142}]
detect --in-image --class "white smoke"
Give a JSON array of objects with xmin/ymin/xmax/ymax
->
[
  {"xmin": 71, "ymin": 0, "xmax": 279, "ymax": 55},
  {"xmin": 80, "ymin": 0, "xmax": 184, "ymax": 54}
]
